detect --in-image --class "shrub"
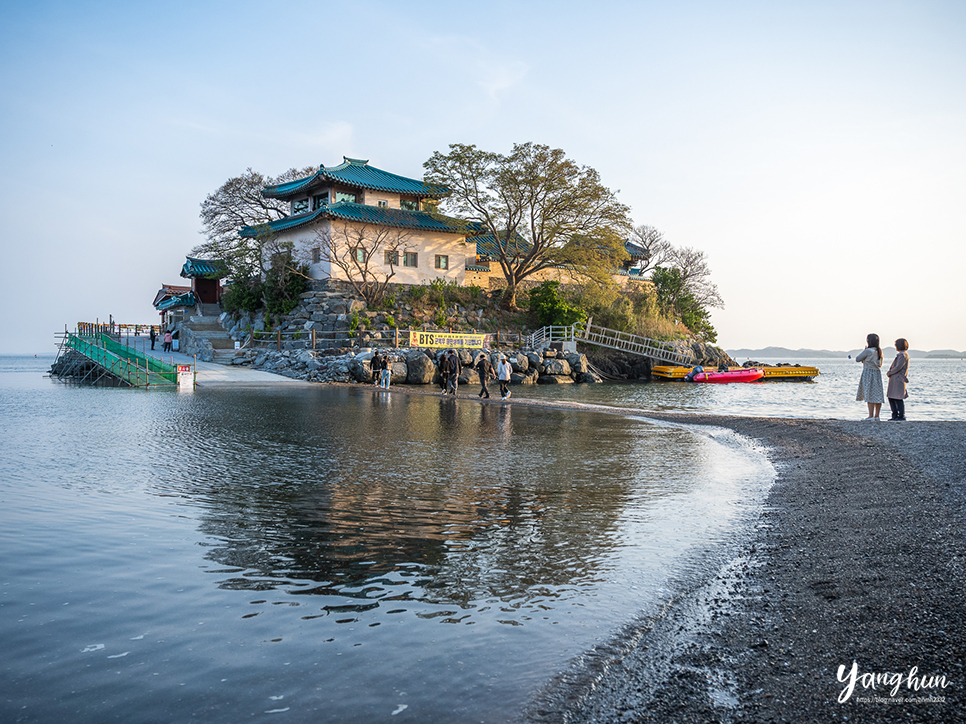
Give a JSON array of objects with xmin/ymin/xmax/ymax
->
[
  {"xmin": 409, "ymin": 284, "xmax": 426, "ymax": 302},
  {"xmin": 528, "ymin": 281, "xmax": 586, "ymax": 327},
  {"xmin": 221, "ymin": 278, "xmax": 263, "ymax": 315}
]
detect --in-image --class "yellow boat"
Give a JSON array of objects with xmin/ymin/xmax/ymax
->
[{"xmin": 651, "ymin": 364, "xmax": 819, "ymax": 381}]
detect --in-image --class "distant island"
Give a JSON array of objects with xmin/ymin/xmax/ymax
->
[{"xmin": 728, "ymin": 346, "xmax": 965, "ymax": 360}]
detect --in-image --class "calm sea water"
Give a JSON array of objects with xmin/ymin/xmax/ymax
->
[{"xmin": 1, "ymin": 355, "xmax": 773, "ymax": 724}]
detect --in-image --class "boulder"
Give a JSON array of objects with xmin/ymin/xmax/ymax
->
[
  {"xmin": 390, "ymin": 361, "xmax": 408, "ymax": 381},
  {"xmin": 565, "ymin": 353, "xmax": 588, "ymax": 375},
  {"xmin": 543, "ymin": 359, "xmax": 572, "ymax": 376},
  {"xmin": 538, "ymin": 374, "xmax": 574, "ymax": 384},
  {"xmin": 526, "ymin": 352, "xmax": 542, "ymax": 369},
  {"xmin": 578, "ymin": 371, "xmax": 602, "ymax": 384},
  {"xmin": 510, "ymin": 353, "xmax": 529, "ymax": 373},
  {"xmin": 459, "ymin": 369, "xmax": 480, "ymax": 386},
  {"xmin": 406, "ymin": 352, "xmax": 436, "ymax": 384},
  {"xmin": 510, "ymin": 372, "xmax": 536, "ymax": 385}
]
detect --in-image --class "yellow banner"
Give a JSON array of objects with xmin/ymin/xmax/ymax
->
[{"xmin": 409, "ymin": 331, "xmax": 487, "ymax": 349}]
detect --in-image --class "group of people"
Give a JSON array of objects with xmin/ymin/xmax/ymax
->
[
  {"xmin": 410, "ymin": 349, "xmax": 513, "ymax": 402},
  {"xmin": 369, "ymin": 351, "xmax": 392, "ymax": 389},
  {"xmin": 472, "ymin": 351, "xmax": 513, "ymax": 401},
  {"xmin": 856, "ymin": 333, "xmax": 910, "ymax": 421}
]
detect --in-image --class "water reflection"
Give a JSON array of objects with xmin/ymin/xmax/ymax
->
[
  {"xmin": 170, "ymin": 388, "xmax": 686, "ymax": 623},
  {"xmin": 1, "ymin": 365, "xmax": 772, "ymax": 724}
]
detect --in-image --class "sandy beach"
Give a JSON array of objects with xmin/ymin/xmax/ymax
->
[{"xmin": 518, "ymin": 414, "xmax": 966, "ymax": 723}]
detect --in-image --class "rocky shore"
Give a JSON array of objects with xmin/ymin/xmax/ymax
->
[
  {"xmin": 243, "ymin": 346, "xmax": 603, "ymax": 386},
  {"xmin": 519, "ymin": 414, "xmax": 966, "ymax": 723}
]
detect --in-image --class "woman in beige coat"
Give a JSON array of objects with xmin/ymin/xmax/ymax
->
[{"xmin": 886, "ymin": 338, "xmax": 910, "ymax": 421}]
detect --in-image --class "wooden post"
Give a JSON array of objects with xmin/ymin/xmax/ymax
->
[
  {"xmin": 312, "ymin": 329, "xmax": 316, "ymax": 349},
  {"xmin": 277, "ymin": 330, "xmax": 281, "ymax": 351},
  {"xmin": 394, "ymin": 327, "xmax": 398, "ymax": 347}
]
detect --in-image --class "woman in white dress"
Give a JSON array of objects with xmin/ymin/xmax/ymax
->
[{"xmin": 855, "ymin": 333, "xmax": 885, "ymax": 420}]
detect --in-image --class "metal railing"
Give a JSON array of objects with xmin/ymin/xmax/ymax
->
[
  {"xmin": 59, "ymin": 332, "xmax": 178, "ymax": 387},
  {"xmin": 525, "ymin": 320, "xmax": 695, "ymax": 366}
]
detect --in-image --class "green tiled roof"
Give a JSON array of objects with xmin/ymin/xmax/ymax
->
[
  {"xmin": 262, "ymin": 157, "xmax": 449, "ymax": 200},
  {"xmin": 240, "ymin": 202, "xmax": 479, "ymax": 237},
  {"xmin": 181, "ymin": 256, "xmax": 228, "ymax": 279},
  {"xmin": 155, "ymin": 291, "xmax": 196, "ymax": 310},
  {"xmin": 624, "ymin": 240, "xmax": 647, "ymax": 259},
  {"xmin": 473, "ymin": 231, "xmax": 532, "ymax": 260}
]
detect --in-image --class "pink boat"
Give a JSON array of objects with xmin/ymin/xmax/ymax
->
[{"xmin": 690, "ymin": 368, "xmax": 764, "ymax": 384}]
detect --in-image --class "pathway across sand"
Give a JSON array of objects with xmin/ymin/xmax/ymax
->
[{"xmin": 124, "ymin": 338, "xmax": 308, "ymax": 386}]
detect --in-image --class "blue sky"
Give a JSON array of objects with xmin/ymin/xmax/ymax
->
[{"xmin": 2, "ymin": 0, "xmax": 964, "ymax": 354}]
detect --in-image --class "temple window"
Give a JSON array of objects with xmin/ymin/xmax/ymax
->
[
  {"xmin": 403, "ymin": 252, "xmax": 418, "ymax": 267},
  {"xmin": 385, "ymin": 250, "xmax": 399, "ymax": 265},
  {"xmin": 377, "ymin": 200, "xmax": 388, "ymax": 208},
  {"xmin": 435, "ymin": 255, "xmax": 449, "ymax": 270},
  {"xmin": 335, "ymin": 191, "xmax": 358, "ymax": 204},
  {"xmin": 292, "ymin": 199, "xmax": 309, "ymax": 214},
  {"xmin": 313, "ymin": 194, "xmax": 327, "ymax": 210}
]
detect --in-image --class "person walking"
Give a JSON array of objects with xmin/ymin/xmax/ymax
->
[
  {"xmin": 447, "ymin": 350, "xmax": 462, "ymax": 396},
  {"xmin": 438, "ymin": 351, "xmax": 451, "ymax": 395},
  {"xmin": 163, "ymin": 330, "xmax": 173, "ymax": 353},
  {"xmin": 855, "ymin": 332, "xmax": 885, "ymax": 420},
  {"xmin": 497, "ymin": 353, "xmax": 512, "ymax": 401},
  {"xmin": 369, "ymin": 351, "xmax": 384, "ymax": 385},
  {"xmin": 149, "ymin": 326, "xmax": 157, "ymax": 350},
  {"xmin": 380, "ymin": 354, "xmax": 392, "ymax": 389},
  {"xmin": 886, "ymin": 338, "xmax": 910, "ymax": 421},
  {"xmin": 476, "ymin": 352, "xmax": 494, "ymax": 399}
]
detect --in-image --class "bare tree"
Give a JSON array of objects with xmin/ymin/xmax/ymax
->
[
  {"xmin": 628, "ymin": 224, "xmax": 672, "ymax": 275},
  {"xmin": 665, "ymin": 246, "xmax": 724, "ymax": 309},
  {"xmin": 311, "ymin": 222, "xmax": 412, "ymax": 306},
  {"xmin": 194, "ymin": 166, "xmax": 315, "ymax": 278}
]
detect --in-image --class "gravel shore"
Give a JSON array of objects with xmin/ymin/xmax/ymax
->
[{"xmin": 522, "ymin": 415, "xmax": 965, "ymax": 723}]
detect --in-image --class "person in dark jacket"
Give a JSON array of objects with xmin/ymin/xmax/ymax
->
[
  {"xmin": 447, "ymin": 350, "xmax": 462, "ymax": 395},
  {"xmin": 476, "ymin": 352, "xmax": 494, "ymax": 399},
  {"xmin": 438, "ymin": 351, "xmax": 451, "ymax": 395},
  {"xmin": 369, "ymin": 352, "xmax": 383, "ymax": 385}
]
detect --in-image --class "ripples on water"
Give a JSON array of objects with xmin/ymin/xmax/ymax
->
[{"xmin": 3, "ymin": 356, "xmax": 770, "ymax": 723}]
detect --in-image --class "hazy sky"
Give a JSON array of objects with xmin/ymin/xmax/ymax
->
[{"xmin": 2, "ymin": 0, "xmax": 964, "ymax": 354}]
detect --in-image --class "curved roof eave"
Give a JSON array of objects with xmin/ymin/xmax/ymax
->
[{"xmin": 262, "ymin": 157, "xmax": 449, "ymax": 200}]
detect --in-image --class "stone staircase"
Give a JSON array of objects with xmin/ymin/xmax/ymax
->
[{"xmin": 182, "ymin": 311, "xmax": 238, "ymax": 364}]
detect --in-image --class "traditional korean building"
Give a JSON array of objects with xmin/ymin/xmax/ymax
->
[
  {"xmin": 240, "ymin": 158, "xmax": 478, "ymax": 286},
  {"xmin": 152, "ymin": 257, "xmax": 227, "ymax": 326}
]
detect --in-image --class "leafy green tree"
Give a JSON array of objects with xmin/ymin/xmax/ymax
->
[
  {"xmin": 424, "ymin": 143, "xmax": 632, "ymax": 310},
  {"xmin": 528, "ymin": 281, "xmax": 586, "ymax": 327},
  {"xmin": 652, "ymin": 266, "xmax": 718, "ymax": 341}
]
